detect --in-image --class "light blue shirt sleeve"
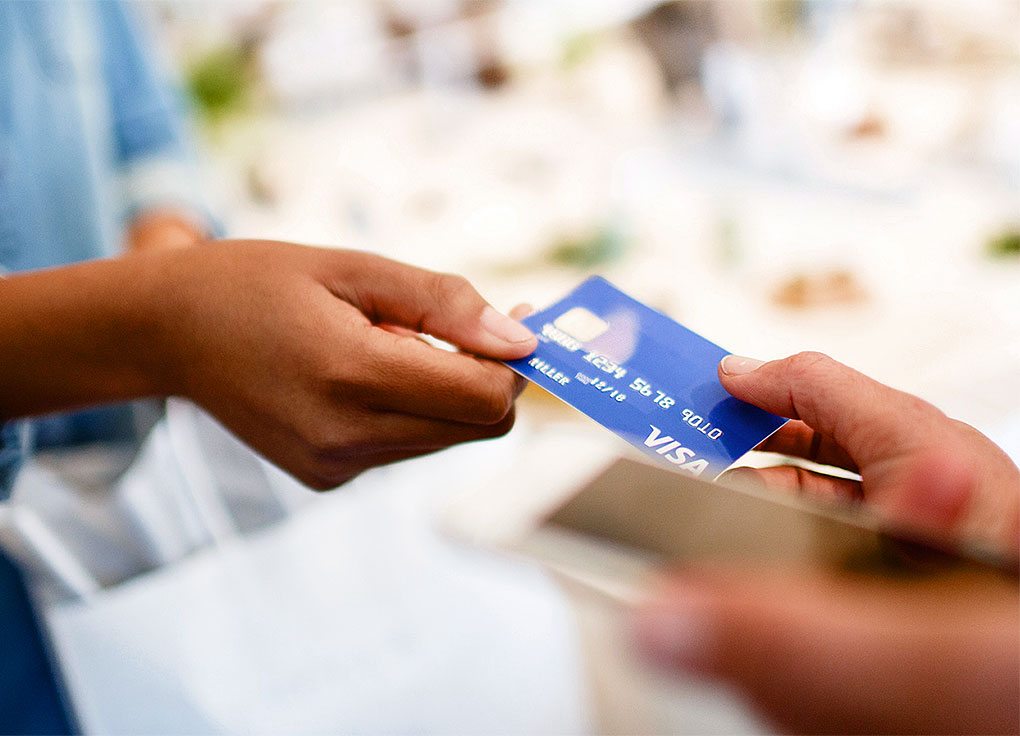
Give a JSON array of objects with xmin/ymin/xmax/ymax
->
[
  {"xmin": 97, "ymin": 1, "xmax": 188, "ymax": 164},
  {"xmin": 95, "ymin": 1, "xmax": 216, "ymax": 230},
  {"xmin": 0, "ymin": 421, "xmax": 25, "ymax": 502},
  {"xmin": 0, "ymin": 2, "xmax": 218, "ymax": 275}
]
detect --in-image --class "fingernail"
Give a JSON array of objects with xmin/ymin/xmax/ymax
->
[
  {"xmin": 720, "ymin": 355, "xmax": 765, "ymax": 376},
  {"xmin": 633, "ymin": 599, "xmax": 714, "ymax": 675},
  {"xmin": 481, "ymin": 305, "xmax": 535, "ymax": 344}
]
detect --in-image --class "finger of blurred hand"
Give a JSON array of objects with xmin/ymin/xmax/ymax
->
[
  {"xmin": 634, "ymin": 569, "xmax": 1020, "ymax": 735},
  {"xmin": 756, "ymin": 420, "xmax": 858, "ymax": 471},
  {"xmin": 329, "ymin": 253, "xmax": 537, "ymax": 360},
  {"xmin": 719, "ymin": 352, "xmax": 942, "ymax": 468},
  {"xmin": 721, "ymin": 465, "xmax": 862, "ymax": 501},
  {"xmin": 880, "ymin": 448, "xmax": 1020, "ymax": 554},
  {"xmin": 735, "ymin": 445, "xmax": 1015, "ymax": 556}
]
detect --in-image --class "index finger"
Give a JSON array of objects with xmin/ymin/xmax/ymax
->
[
  {"xmin": 324, "ymin": 251, "xmax": 537, "ymax": 361},
  {"xmin": 348, "ymin": 325, "xmax": 524, "ymax": 425},
  {"xmin": 719, "ymin": 352, "xmax": 943, "ymax": 469}
]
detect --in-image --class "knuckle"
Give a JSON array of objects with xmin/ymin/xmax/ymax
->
[
  {"xmin": 474, "ymin": 394, "xmax": 510, "ymax": 425},
  {"xmin": 786, "ymin": 351, "xmax": 832, "ymax": 381},
  {"xmin": 486, "ymin": 408, "xmax": 517, "ymax": 438},
  {"xmin": 781, "ymin": 352, "xmax": 836, "ymax": 425},
  {"xmin": 949, "ymin": 418, "xmax": 980, "ymax": 439},
  {"xmin": 307, "ymin": 477, "xmax": 336, "ymax": 492},
  {"xmin": 905, "ymin": 393, "xmax": 942, "ymax": 422},
  {"xmin": 300, "ymin": 423, "xmax": 370, "ymax": 463},
  {"xmin": 432, "ymin": 272, "xmax": 477, "ymax": 311},
  {"xmin": 301, "ymin": 423, "xmax": 339, "ymax": 457},
  {"xmin": 330, "ymin": 343, "xmax": 396, "ymax": 405},
  {"xmin": 475, "ymin": 374, "xmax": 516, "ymax": 424},
  {"xmin": 300, "ymin": 462, "xmax": 360, "ymax": 492},
  {"xmin": 902, "ymin": 393, "xmax": 939, "ymax": 419},
  {"xmin": 467, "ymin": 407, "xmax": 517, "ymax": 441},
  {"xmin": 297, "ymin": 468, "xmax": 337, "ymax": 492}
]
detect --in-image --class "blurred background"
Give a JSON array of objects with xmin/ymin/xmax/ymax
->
[{"xmin": 4, "ymin": 0, "xmax": 1019, "ymax": 732}]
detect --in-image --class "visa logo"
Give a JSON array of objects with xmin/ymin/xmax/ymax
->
[{"xmin": 644, "ymin": 425, "xmax": 709, "ymax": 477}]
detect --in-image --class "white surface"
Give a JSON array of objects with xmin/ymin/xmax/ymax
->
[{"xmin": 47, "ymin": 435, "xmax": 593, "ymax": 734}]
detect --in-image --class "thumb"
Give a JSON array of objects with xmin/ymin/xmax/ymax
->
[
  {"xmin": 718, "ymin": 351, "xmax": 942, "ymax": 468},
  {"xmin": 333, "ymin": 252, "xmax": 537, "ymax": 360}
]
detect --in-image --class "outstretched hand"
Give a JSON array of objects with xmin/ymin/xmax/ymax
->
[{"xmin": 160, "ymin": 241, "xmax": 537, "ymax": 489}]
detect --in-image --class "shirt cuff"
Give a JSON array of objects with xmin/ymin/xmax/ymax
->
[{"xmin": 120, "ymin": 154, "xmax": 222, "ymax": 238}]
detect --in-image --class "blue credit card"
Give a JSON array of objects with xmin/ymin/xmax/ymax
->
[{"xmin": 507, "ymin": 276, "xmax": 787, "ymax": 479}]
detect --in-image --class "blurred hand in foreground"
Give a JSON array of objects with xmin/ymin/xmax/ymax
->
[
  {"xmin": 0, "ymin": 241, "xmax": 536, "ymax": 489},
  {"xmin": 636, "ymin": 564, "xmax": 1018, "ymax": 735},
  {"xmin": 634, "ymin": 352, "xmax": 1019, "ymax": 735}
]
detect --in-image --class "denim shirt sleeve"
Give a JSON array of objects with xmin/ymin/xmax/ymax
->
[
  {"xmin": 0, "ymin": 421, "xmax": 25, "ymax": 502},
  {"xmin": 95, "ymin": 1, "xmax": 218, "ymax": 233},
  {"xmin": 96, "ymin": 1, "xmax": 188, "ymax": 166},
  {"xmin": 0, "ymin": 270, "xmax": 23, "ymax": 501}
]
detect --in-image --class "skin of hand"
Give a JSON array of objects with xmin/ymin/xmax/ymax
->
[
  {"xmin": 633, "ymin": 351, "xmax": 1020, "ymax": 735},
  {"xmin": 717, "ymin": 352, "xmax": 1020, "ymax": 551},
  {"xmin": 0, "ymin": 240, "xmax": 537, "ymax": 489},
  {"xmin": 125, "ymin": 210, "xmax": 208, "ymax": 253},
  {"xmin": 635, "ymin": 565, "xmax": 1019, "ymax": 735}
]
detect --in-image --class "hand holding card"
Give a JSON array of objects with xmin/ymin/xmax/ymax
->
[
  {"xmin": 506, "ymin": 277, "xmax": 787, "ymax": 479},
  {"xmin": 716, "ymin": 351, "xmax": 1020, "ymax": 552}
]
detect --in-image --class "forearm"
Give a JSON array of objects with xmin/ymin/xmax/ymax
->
[{"xmin": 0, "ymin": 255, "xmax": 172, "ymax": 421}]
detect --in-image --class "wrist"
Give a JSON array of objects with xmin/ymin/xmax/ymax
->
[
  {"xmin": 124, "ymin": 247, "xmax": 197, "ymax": 401},
  {"xmin": 0, "ymin": 254, "xmax": 182, "ymax": 419}
]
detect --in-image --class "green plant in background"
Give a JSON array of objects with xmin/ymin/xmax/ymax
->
[
  {"xmin": 561, "ymin": 30, "xmax": 602, "ymax": 69},
  {"xmin": 491, "ymin": 220, "xmax": 631, "ymax": 277},
  {"xmin": 986, "ymin": 228, "xmax": 1020, "ymax": 259},
  {"xmin": 546, "ymin": 222, "xmax": 629, "ymax": 268},
  {"xmin": 764, "ymin": 0, "xmax": 807, "ymax": 38},
  {"xmin": 186, "ymin": 45, "xmax": 252, "ymax": 123}
]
